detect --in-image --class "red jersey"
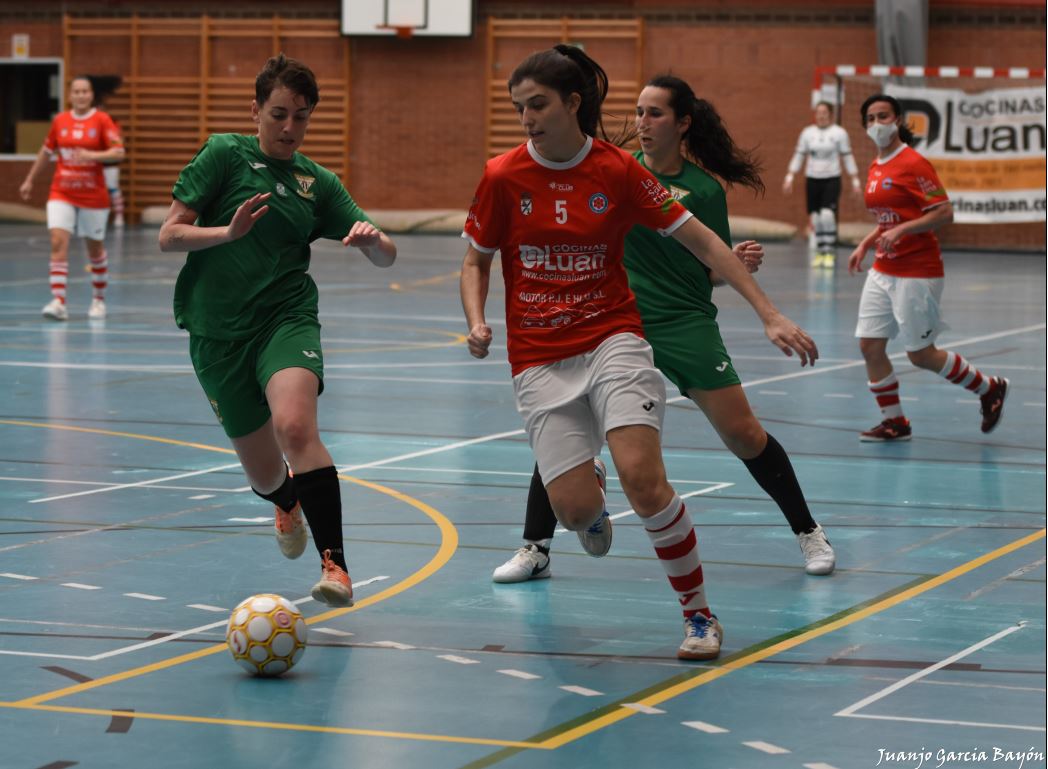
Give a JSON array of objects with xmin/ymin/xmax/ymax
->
[
  {"xmin": 44, "ymin": 109, "xmax": 123, "ymax": 209},
  {"xmin": 863, "ymin": 145, "xmax": 950, "ymax": 278},
  {"xmin": 463, "ymin": 138, "xmax": 692, "ymax": 375}
]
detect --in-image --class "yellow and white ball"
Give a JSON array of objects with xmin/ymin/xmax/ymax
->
[{"xmin": 226, "ymin": 594, "xmax": 307, "ymax": 677}]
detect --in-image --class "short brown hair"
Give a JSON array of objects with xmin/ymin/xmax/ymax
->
[{"xmin": 255, "ymin": 53, "xmax": 319, "ymax": 109}]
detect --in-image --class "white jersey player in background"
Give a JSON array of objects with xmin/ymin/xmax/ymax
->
[{"xmin": 783, "ymin": 101, "xmax": 862, "ymax": 267}]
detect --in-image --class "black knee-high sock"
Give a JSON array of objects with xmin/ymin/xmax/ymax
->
[
  {"xmin": 251, "ymin": 464, "xmax": 297, "ymax": 513},
  {"xmin": 293, "ymin": 466, "xmax": 346, "ymax": 570},
  {"xmin": 522, "ymin": 463, "xmax": 558, "ymax": 547},
  {"xmin": 740, "ymin": 434, "xmax": 817, "ymax": 534}
]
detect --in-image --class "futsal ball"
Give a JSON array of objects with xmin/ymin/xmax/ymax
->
[{"xmin": 226, "ymin": 594, "xmax": 308, "ymax": 677}]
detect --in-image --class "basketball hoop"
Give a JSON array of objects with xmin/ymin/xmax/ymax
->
[{"xmin": 376, "ymin": 24, "xmax": 415, "ymax": 39}]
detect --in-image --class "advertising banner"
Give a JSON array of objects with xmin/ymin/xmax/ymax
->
[{"xmin": 887, "ymin": 84, "xmax": 1046, "ymax": 223}]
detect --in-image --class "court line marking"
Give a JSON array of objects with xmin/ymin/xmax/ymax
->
[
  {"xmin": 555, "ymin": 483, "xmax": 734, "ymax": 532},
  {"xmin": 835, "ymin": 621, "xmax": 1045, "ymax": 732},
  {"xmin": 526, "ymin": 528, "xmax": 1045, "ymax": 751},
  {"xmin": 3, "ymin": 530, "xmax": 1041, "ymax": 750},
  {"xmin": 10, "ymin": 472, "xmax": 457, "ymax": 706},
  {"xmin": 8, "ymin": 321, "xmax": 1044, "ymax": 505}
]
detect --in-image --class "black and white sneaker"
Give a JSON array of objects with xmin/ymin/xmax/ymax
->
[{"xmin": 492, "ymin": 544, "xmax": 551, "ymax": 583}]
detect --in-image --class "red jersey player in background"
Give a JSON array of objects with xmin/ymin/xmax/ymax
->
[
  {"xmin": 19, "ymin": 76, "xmax": 124, "ymax": 321},
  {"xmin": 460, "ymin": 44, "xmax": 818, "ymax": 660},
  {"xmin": 849, "ymin": 93, "xmax": 1008, "ymax": 441}
]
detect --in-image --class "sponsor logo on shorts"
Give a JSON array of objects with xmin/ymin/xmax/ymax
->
[
  {"xmin": 642, "ymin": 401, "xmax": 655, "ymax": 412},
  {"xmin": 920, "ymin": 329, "xmax": 933, "ymax": 339},
  {"xmin": 209, "ymin": 398, "xmax": 223, "ymax": 424},
  {"xmin": 716, "ymin": 361, "xmax": 729, "ymax": 372},
  {"xmin": 302, "ymin": 350, "xmax": 319, "ymax": 359}
]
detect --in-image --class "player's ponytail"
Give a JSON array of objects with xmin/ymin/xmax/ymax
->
[
  {"xmin": 508, "ymin": 45, "xmax": 609, "ymax": 139},
  {"xmin": 648, "ymin": 74, "xmax": 765, "ymax": 195}
]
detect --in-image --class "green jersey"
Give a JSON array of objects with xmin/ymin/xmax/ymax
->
[
  {"xmin": 172, "ymin": 133, "xmax": 372, "ymax": 339},
  {"xmin": 624, "ymin": 151, "xmax": 731, "ymax": 322}
]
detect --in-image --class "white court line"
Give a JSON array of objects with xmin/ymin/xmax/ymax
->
[
  {"xmin": 437, "ymin": 654, "xmax": 480, "ymax": 665},
  {"xmin": 1, "ymin": 573, "xmax": 38, "ymax": 581},
  {"xmin": 682, "ymin": 720, "xmax": 729, "ymax": 734},
  {"xmin": 18, "ymin": 322, "xmax": 1044, "ymax": 505},
  {"xmin": 560, "ymin": 685, "xmax": 603, "ymax": 696},
  {"xmin": 61, "ymin": 583, "xmax": 102, "ymax": 591},
  {"xmin": 835, "ymin": 622, "xmax": 1043, "ymax": 732},
  {"xmin": 30, "ymin": 462, "xmax": 244, "ymax": 504},
  {"xmin": 498, "ymin": 669, "xmax": 541, "ymax": 680},
  {"xmin": 622, "ymin": 703, "xmax": 665, "ymax": 714},
  {"xmin": 124, "ymin": 593, "xmax": 166, "ymax": 601},
  {"xmin": 744, "ymin": 741, "xmax": 791, "ymax": 755},
  {"xmin": 555, "ymin": 482, "xmax": 733, "ymax": 533}
]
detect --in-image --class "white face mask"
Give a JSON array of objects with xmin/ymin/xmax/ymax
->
[{"xmin": 866, "ymin": 121, "xmax": 899, "ymax": 148}]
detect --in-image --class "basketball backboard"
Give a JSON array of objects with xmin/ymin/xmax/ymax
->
[{"xmin": 341, "ymin": 0, "xmax": 473, "ymax": 38}]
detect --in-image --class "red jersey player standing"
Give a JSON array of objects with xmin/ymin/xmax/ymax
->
[
  {"xmin": 849, "ymin": 94, "xmax": 1008, "ymax": 441},
  {"xmin": 19, "ymin": 76, "xmax": 124, "ymax": 321},
  {"xmin": 460, "ymin": 45, "xmax": 818, "ymax": 660}
]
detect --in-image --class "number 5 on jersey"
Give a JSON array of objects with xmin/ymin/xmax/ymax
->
[{"xmin": 555, "ymin": 199, "xmax": 568, "ymax": 223}]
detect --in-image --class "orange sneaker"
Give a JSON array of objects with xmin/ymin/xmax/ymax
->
[
  {"xmin": 274, "ymin": 502, "xmax": 308, "ymax": 559},
  {"xmin": 311, "ymin": 549, "xmax": 353, "ymax": 607}
]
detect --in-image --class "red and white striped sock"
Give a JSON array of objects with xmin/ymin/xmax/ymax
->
[
  {"xmin": 643, "ymin": 495, "xmax": 710, "ymax": 619},
  {"xmin": 49, "ymin": 260, "xmax": 68, "ymax": 303},
  {"xmin": 938, "ymin": 351, "xmax": 991, "ymax": 396},
  {"xmin": 869, "ymin": 373, "xmax": 905, "ymax": 419},
  {"xmin": 88, "ymin": 249, "xmax": 108, "ymax": 300}
]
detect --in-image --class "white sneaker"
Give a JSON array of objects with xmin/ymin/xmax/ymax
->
[
  {"xmin": 678, "ymin": 614, "xmax": 723, "ymax": 660},
  {"xmin": 492, "ymin": 544, "xmax": 550, "ymax": 583},
  {"xmin": 274, "ymin": 501, "xmax": 308, "ymax": 559},
  {"xmin": 576, "ymin": 458, "xmax": 612, "ymax": 557},
  {"xmin": 797, "ymin": 524, "xmax": 835, "ymax": 575},
  {"xmin": 42, "ymin": 299, "xmax": 68, "ymax": 321},
  {"xmin": 88, "ymin": 298, "xmax": 107, "ymax": 320}
]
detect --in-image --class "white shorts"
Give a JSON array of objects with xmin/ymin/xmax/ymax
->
[
  {"xmin": 46, "ymin": 200, "xmax": 110, "ymax": 241},
  {"xmin": 855, "ymin": 269, "xmax": 949, "ymax": 351},
  {"xmin": 512, "ymin": 332, "xmax": 666, "ymax": 484}
]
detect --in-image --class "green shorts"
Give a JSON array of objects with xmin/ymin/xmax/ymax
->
[
  {"xmin": 642, "ymin": 314, "xmax": 741, "ymax": 396},
  {"xmin": 189, "ymin": 314, "xmax": 325, "ymax": 439}
]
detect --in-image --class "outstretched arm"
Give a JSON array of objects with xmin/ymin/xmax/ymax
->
[
  {"xmin": 460, "ymin": 244, "xmax": 494, "ymax": 358},
  {"xmin": 671, "ymin": 217, "xmax": 818, "ymax": 366}
]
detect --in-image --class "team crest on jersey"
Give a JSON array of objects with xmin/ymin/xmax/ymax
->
[
  {"xmin": 588, "ymin": 192, "xmax": 609, "ymax": 214},
  {"xmin": 294, "ymin": 174, "xmax": 316, "ymax": 199},
  {"xmin": 275, "ymin": 182, "xmax": 288, "ymax": 197},
  {"xmin": 668, "ymin": 184, "xmax": 689, "ymax": 201},
  {"xmin": 520, "ymin": 193, "xmax": 533, "ymax": 216},
  {"xmin": 883, "ymin": 178, "xmax": 893, "ymax": 190}
]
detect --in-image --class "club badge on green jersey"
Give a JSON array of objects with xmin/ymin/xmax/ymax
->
[
  {"xmin": 295, "ymin": 174, "xmax": 316, "ymax": 200},
  {"xmin": 275, "ymin": 182, "xmax": 289, "ymax": 198}
]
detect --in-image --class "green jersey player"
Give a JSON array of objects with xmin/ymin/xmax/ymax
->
[
  {"xmin": 494, "ymin": 75, "xmax": 836, "ymax": 587},
  {"xmin": 159, "ymin": 54, "xmax": 396, "ymax": 607}
]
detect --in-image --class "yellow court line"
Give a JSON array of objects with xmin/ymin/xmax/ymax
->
[
  {"xmin": 0, "ymin": 419, "xmax": 238, "ymax": 455},
  {"xmin": 0, "ymin": 703, "xmax": 542, "ymax": 749},
  {"xmin": 14, "ymin": 474, "xmax": 457, "ymax": 707},
  {"xmin": 536, "ymin": 528, "xmax": 1046, "ymax": 749},
  {"xmin": 325, "ymin": 327, "xmax": 467, "ymax": 355}
]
